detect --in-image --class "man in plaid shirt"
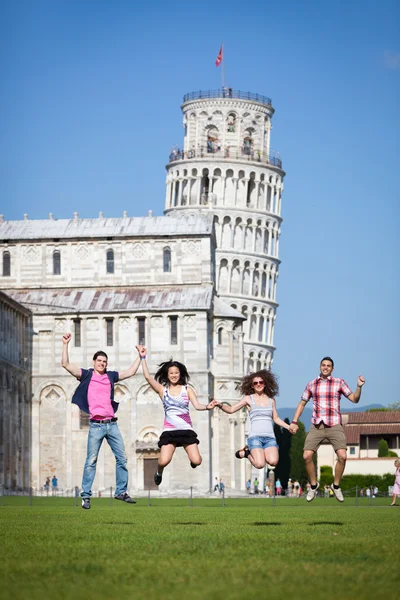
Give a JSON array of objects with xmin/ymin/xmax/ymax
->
[{"xmin": 290, "ymin": 357, "xmax": 365, "ymax": 503}]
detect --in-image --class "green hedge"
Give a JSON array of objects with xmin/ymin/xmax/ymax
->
[{"xmin": 339, "ymin": 472, "xmax": 395, "ymax": 493}]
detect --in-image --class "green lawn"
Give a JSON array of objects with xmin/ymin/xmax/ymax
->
[{"xmin": 0, "ymin": 498, "xmax": 399, "ymax": 600}]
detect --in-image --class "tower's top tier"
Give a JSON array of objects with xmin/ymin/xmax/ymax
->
[
  {"xmin": 182, "ymin": 89, "xmax": 273, "ymax": 110},
  {"xmin": 169, "ymin": 89, "xmax": 281, "ymax": 170}
]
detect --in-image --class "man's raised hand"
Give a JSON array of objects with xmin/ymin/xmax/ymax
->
[
  {"xmin": 357, "ymin": 375, "xmax": 366, "ymax": 387},
  {"xmin": 62, "ymin": 333, "xmax": 72, "ymax": 345}
]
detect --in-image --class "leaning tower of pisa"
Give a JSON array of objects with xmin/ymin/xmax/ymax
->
[{"xmin": 164, "ymin": 89, "xmax": 284, "ymax": 373}]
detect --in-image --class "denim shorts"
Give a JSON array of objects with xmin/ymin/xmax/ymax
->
[{"xmin": 248, "ymin": 435, "xmax": 278, "ymax": 450}]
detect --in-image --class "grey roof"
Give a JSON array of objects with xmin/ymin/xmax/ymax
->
[
  {"xmin": 213, "ymin": 297, "xmax": 245, "ymax": 320},
  {"xmin": 3, "ymin": 286, "xmax": 214, "ymax": 314},
  {"xmin": 0, "ymin": 214, "xmax": 213, "ymax": 241},
  {"xmin": 0, "ymin": 290, "xmax": 32, "ymax": 316}
]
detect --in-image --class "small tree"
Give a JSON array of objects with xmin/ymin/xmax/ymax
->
[
  {"xmin": 319, "ymin": 465, "xmax": 334, "ymax": 488},
  {"xmin": 274, "ymin": 419, "xmax": 291, "ymax": 491},
  {"xmin": 378, "ymin": 439, "xmax": 389, "ymax": 457},
  {"xmin": 289, "ymin": 420, "xmax": 308, "ymax": 485}
]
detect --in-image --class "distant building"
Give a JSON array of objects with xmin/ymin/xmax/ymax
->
[
  {"xmin": 0, "ymin": 88, "xmax": 285, "ymax": 492},
  {"xmin": 0, "ymin": 291, "xmax": 32, "ymax": 489},
  {"xmin": 318, "ymin": 411, "xmax": 400, "ymax": 476}
]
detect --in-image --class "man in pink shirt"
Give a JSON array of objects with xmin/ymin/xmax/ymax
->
[
  {"xmin": 62, "ymin": 333, "xmax": 142, "ymax": 510},
  {"xmin": 290, "ymin": 357, "xmax": 365, "ymax": 503}
]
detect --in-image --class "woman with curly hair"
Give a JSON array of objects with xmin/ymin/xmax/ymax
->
[
  {"xmin": 137, "ymin": 346, "xmax": 217, "ymax": 486},
  {"xmin": 217, "ymin": 370, "xmax": 291, "ymax": 469}
]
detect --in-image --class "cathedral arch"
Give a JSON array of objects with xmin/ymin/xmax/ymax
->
[{"xmin": 136, "ymin": 427, "xmax": 160, "ymax": 452}]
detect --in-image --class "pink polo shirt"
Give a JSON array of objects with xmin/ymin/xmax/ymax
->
[{"xmin": 87, "ymin": 372, "xmax": 114, "ymax": 420}]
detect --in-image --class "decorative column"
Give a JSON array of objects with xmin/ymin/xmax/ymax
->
[
  {"xmin": 196, "ymin": 176, "xmax": 201, "ymax": 205},
  {"xmin": 229, "ymin": 417, "xmax": 236, "ymax": 489},
  {"xmin": 267, "ymin": 228, "xmax": 273, "ymax": 256},
  {"xmin": 220, "ymin": 176, "xmax": 226, "ymax": 206},
  {"xmin": 178, "ymin": 179, "xmax": 183, "ymax": 206},
  {"xmin": 243, "ymin": 179, "xmax": 249, "ymax": 208},
  {"xmin": 232, "ymin": 177, "xmax": 238, "ymax": 206},
  {"xmin": 254, "ymin": 180, "xmax": 260, "ymax": 210}
]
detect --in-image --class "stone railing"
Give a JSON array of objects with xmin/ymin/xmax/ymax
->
[
  {"xmin": 183, "ymin": 89, "xmax": 272, "ymax": 107},
  {"xmin": 168, "ymin": 146, "xmax": 282, "ymax": 169}
]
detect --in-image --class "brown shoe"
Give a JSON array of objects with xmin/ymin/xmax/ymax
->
[{"xmin": 235, "ymin": 446, "xmax": 250, "ymax": 459}]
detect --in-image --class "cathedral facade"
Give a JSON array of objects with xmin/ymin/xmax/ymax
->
[{"xmin": 0, "ymin": 89, "xmax": 284, "ymax": 493}]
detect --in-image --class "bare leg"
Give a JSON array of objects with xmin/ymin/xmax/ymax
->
[
  {"xmin": 303, "ymin": 450, "xmax": 317, "ymax": 485},
  {"xmin": 184, "ymin": 443, "xmax": 202, "ymax": 467},
  {"xmin": 248, "ymin": 448, "xmax": 265, "ymax": 470},
  {"xmin": 264, "ymin": 447, "xmax": 279, "ymax": 467},
  {"xmin": 334, "ymin": 449, "xmax": 347, "ymax": 486},
  {"xmin": 158, "ymin": 444, "xmax": 176, "ymax": 475},
  {"xmin": 391, "ymin": 494, "xmax": 397, "ymax": 506}
]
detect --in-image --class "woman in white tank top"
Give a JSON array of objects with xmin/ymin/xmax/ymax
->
[
  {"xmin": 217, "ymin": 370, "xmax": 291, "ymax": 470},
  {"xmin": 137, "ymin": 346, "xmax": 217, "ymax": 486}
]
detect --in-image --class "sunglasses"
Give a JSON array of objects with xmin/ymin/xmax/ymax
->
[{"xmin": 253, "ymin": 380, "xmax": 265, "ymax": 385}]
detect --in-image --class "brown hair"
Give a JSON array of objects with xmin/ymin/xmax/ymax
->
[{"xmin": 240, "ymin": 370, "xmax": 279, "ymax": 398}]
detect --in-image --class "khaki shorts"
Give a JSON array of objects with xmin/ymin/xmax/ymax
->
[{"xmin": 304, "ymin": 423, "xmax": 347, "ymax": 453}]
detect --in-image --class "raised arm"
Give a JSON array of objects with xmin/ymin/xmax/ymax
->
[
  {"xmin": 136, "ymin": 346, "xmax": 164, "ymax": 398},
  {"xmin": 347, "ymin": 375, "xmax": 365, "ymax": 404},
  {"xmin": 272, "ymin": 399, "xmax": 291, "ymax": 431},
  {"xmin": 61, "ymin": 333, "xmax": 81, "ymax": 378},
  {"xmin": 118, "ymin": 348, "xmax": 141, "ymax": 381},
  {"xmin": 187, "ymin": 388, "xmax": 218, "ymax": 411},
  {"xmin": 289, "ymin": 399, "xmax": 308, "ymax": 433},
  {"xmin": 217, "ymin": 397, "xmax": 250, "ymax": 414}
]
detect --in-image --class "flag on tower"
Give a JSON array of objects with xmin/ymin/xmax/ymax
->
[{"xmin": 215, "ymin": 45, "xmax": 223, "ymax": 67}]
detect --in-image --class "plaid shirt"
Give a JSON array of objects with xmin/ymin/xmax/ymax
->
[{"xmin": 301, "ymin": 376, "xmax": 352, "ymax": 427}]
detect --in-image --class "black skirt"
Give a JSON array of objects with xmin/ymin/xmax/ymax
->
[{"xmin": 158, "ymin": 429, "xmax": 200, "ymax": 448}]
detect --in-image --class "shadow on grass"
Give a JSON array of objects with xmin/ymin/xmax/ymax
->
[
  {"xmin": 253, "ymin": 522, "xmax": 282, "ymax": 526},
  {"xmin": 309, "ymin": 521, "xmax": 344, "ymax": 526},
  {"xmin": 175, "ymin": 522, "xmax": 205, "ymax": 525},
  {"xmin": 104, "ymin": 522, "xmax": 136, "ymax": 525}
]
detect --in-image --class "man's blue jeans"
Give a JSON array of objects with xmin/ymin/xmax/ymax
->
[{"xmin": 81, "ymin": 422, "xmax": 128, "ymax": 498}]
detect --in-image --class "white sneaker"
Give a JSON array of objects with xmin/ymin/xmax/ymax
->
[
  {"xmin": 331, "ymin": 484, "xmax": 344, "ymax": 502},
  {"xmin": 306, "ymin": 482, "xmax": 319, "ymax": 502}
]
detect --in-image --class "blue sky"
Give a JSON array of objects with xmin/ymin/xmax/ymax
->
[{"xmin": 1, "ymin": 0, "xmax": 399, "ymax": 409}]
